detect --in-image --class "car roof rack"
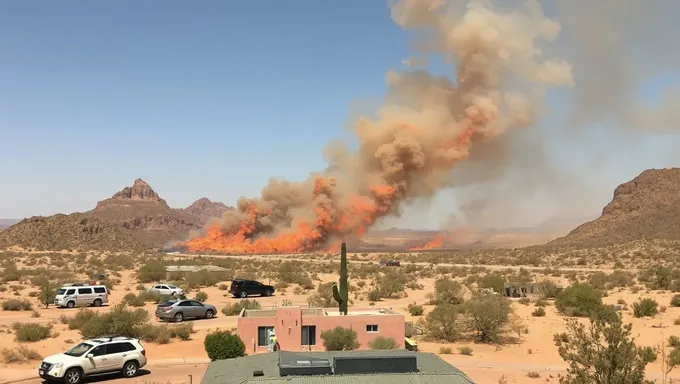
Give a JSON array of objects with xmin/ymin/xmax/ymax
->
[{"xmin": 94, "ymin": 335, "xmax": 129, "ymax": 342}]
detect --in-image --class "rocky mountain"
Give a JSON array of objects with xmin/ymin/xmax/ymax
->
[
  {"xmin": 183, "ymin": 197, "xmax": 233, "ymax": 225},
  {"xmin": 0, "ymin": 179, "xmax": 231, "ymax": 251},
  {"xmin": 549, "ymin": 168, "xmax": 680, "ymax": 247}
]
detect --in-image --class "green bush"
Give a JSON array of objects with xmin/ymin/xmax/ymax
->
[
  {"xmin": 532, "ymin": 307, "xmax": 546, "ymax": 317},
  {"xmin": 670, "ymin": 295, "xmax": 680, "ymax": 307},
  {"xmin": 14, "ymin": 323, "xmax": 52, "ymax": 342},
  {"xmin": 320, "ymin": 326, "xmax": 360, "ymax": 351},
  {"xmin": 464, "ymin": 293, "xmax": 512, "ymax": 343},
  {"xmin": 479, "ymin": 274, "xmax": 505, "ymax": 294},
  {"xmin": 204, "ymin": 330, "xmax": 246, "ymax": 361},
  {"xmin": 137, "ymin": 261, "xmax": 166, "ymax": 283},
  {"xmin": 423, "ymin": 304, "xmax": 462, "ymax": 342},
  {"xmin": 368, "ymin": 336, "xmax": 397, "ymax": 350},
  {"xmin": 429, "ymin": 278, "xmax": 465, "ymax": 305},
  {"xmin": 2, "ymin": 299, "xmax": 33, "ymax": 311},
  {"xmin": 632, "ymin": 298, "xmax": 658, "ymax": 318},
  {"xmin": 222, "ymin": 299, "xmax": 261, "ymax": 316},
  {"xmin": 407, "ymin": 302, "xmax": 424, "ymax": 316},
  {"xmin": 67, "ymin": 309, "xmax": 96, "ymax": 330},
  {"xmin": 195, "ymin": 291, "xmax": 208, "ymax": 302},
  {"xmin": 70, "ymin": 304, "xmax": 149, "ymax": 339},
  {"xmin": 555, "ymin": 283, "xmax": 602, "ymax": 317},
  {"xmin": 458, "ymin": 346, "xmax": 473, "ymax": 355}
]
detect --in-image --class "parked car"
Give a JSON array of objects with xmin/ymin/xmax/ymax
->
[
  {"xmin": 230, "ymin": 279, "xmax": 275, "ymax": 298},
  {"xmin": 155, "ymin": 299, "xmax": 217, "ymax": 322},
  {"xmin": 55, "ymin": 284, "xmax": 109, "ymax": 308},
  {"xmin": 148, "ymin": 283, "xmax": 184, "ymax": 297},
  {"xmin": 38, "ymin": 336, "xmax": 147, "ymax": 384},
  {"xmin": 379, "ymin": 259, "xmax": 401, "ymax": 267}
]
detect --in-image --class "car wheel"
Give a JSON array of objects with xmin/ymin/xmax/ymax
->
[
  {"xmin": 239, "ymin": 290, "xmax": 248, "ymax": 298},
  {"xmin": 66, "ymin": 301, "xmax": 75, "ymax": 309},
  {"xmin": 63, "ymin": 368, "xmax": 82, "ymax": 384},
  {"xmin": 93, "ymin": 299, "xmax": 102, "ymax": 307},
  {"xmin": 265, "ymin": 290, "xmax": 273, "ymax": 297},
  {"xmin": 122, "ymin": 361, "xmax": 139, "ymax": 378},
  {"xmin": 171, "ymin": 291, "xmax": 177, "ymax": 297},
  {"xmin": 174, "ymin": 312, "xmax": 184, "ymax": 322},
  {"xmin": 205, "ymin": 309, "xmax": 214, "ymax": 319}
]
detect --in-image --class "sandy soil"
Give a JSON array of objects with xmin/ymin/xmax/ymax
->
[{"xmin": 1, "ymin": 254, "xmax": 680, "ymax": 384}]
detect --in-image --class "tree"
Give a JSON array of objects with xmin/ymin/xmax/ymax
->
[
  {"xmin": 423, "ymin": 304, "xmax": 462, "ymax": 342},
  {"xmin": 320, "ymin": 326, "xmax": 359, "ymax": 351},
  {"xmin": 465, "ymin": 293, "xmax": 512, "ymax": 343},
  {"xmin": 479, "ymin": 274, "xmax": 505, "ymax": 294},
  {"xmin": 204, "ymin": 330, "xmax": 246, "ymax": 361},
  {"xmin": 38, "ymin": 281, "xmax": 57, "ymax": 309},
  {"xmin": 554, "ymin": 308, "xmax": 656, "ymax": 384},
  {"xmin": 376, "ymin": 269, "xmax": 407, "ymax": 298},
  {"xmin": 555, "ymin": 283, "xmax": 603, "ymax": 317},
  {"xmin": 429, "ymin": 278, "xmax": 465, "ymax": 305}
]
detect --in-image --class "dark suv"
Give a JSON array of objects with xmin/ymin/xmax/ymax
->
[{"xmin": 230, "ymin": 279, "xmax": 275, "ymax": 298}]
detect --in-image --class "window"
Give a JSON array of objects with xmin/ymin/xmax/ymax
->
[
  {"xmin": 190, "ymin": 301, "xmax": 204, "ymax": 307},
  {"xmin": 66, "ymin": 289, "xmax": 75, "ymax": 295},
  {"xmin": 89, "ymin": 345, "xmax": 107, "ymax": 357},
  {"xmin": 366, "ymin": 324, "xmax": 378, "ymax": 333},
  {"xmin": 93, "ymin": 287, "xmax": 106, "ymax": 294},
  {"xmin": 160, "ymin": 285, "xmax": 169, "ymax": 290},
  {"xmin": 257, "ymin": 326, "xmax": 274, "ymax": 347},
  {"xmin": 301, "ymin": 326, "xmax": 316, "ymax": 346},
  {"xmin": 178, "ymin": 301, "xmax": 192, "ymax": 307},
  {"xmin": 78, "ymin": 288, "xmax": 93, "ymax": 294},
  {"xmin": 107, "ymin": 342, "xmax": 135, "ymax": 354}
]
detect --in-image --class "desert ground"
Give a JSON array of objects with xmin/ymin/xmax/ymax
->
[{"xmin": 2, "ymin": 246, "xmax": 680, "ymax": 384}]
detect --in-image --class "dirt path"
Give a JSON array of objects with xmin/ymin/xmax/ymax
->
[{"xmin": 8, "ymin": 363, "xmax": 208, "ymax": 384}]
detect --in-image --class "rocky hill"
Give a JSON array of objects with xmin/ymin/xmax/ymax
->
[
  {"xmin": 0, "ymin": 179, "xmax": 231, "ymax": 251},
  {"xmin": 549, "ymin": 168, "xmax": 680, "ymax": 247},
  {"xmin": 183, "ymin": 197, "xmax": 233, "ymax": 225}
]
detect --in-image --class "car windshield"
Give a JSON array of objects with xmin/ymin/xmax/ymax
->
[
  {"xmin": 56, "ymin": 289, "xmax": 67, "ymax": 295},
  {"xmin": 64, "ymin": 342, "xmax": 93, "ymax": 357}
]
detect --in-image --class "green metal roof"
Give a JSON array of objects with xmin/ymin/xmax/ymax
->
[{"xmin": 200, "ymin": 350, "xmax": 475, "ymax": 384}]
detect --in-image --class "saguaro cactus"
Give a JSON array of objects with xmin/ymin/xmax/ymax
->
[{"xmin": 332, "ymin": 242, "xmax": 349, "ymax": 315}]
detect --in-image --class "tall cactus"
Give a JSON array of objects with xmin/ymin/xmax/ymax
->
[{"xmin": 332, "ymin": 242, "xmax": 349, "ymax": 315}]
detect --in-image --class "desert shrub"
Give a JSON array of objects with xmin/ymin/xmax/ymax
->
[
  {"xmin": 76, "ymin": 304, "xmax": 149, "ymax": 339},
  {"xmin": 554, "ymin": 308, "xmax": 656, "ymax": 384},
  {"xmin": 428, "ymin": 278, "xmax": 465, "ymax": 305},
  {"xmin": 668, "ymin": 335, "xmax": 680, "ymax": 348},
  {"xmin": 537, "ymin": 280, "xmax": 562, "ymax": 299},
  {"xmin": 671, "ymin": 295, "xmax": 680, "ymax": 307},
  {"xmin": 2, "ymin": 298, "xmax": 33, "ymax": 311},
  {"xmin": 368, "ymin": 336, "xmax": 397, "ymax": 350},
  {"xmin": 532, "ymin": 307, "xmax": 546, "ymax": 317},
  {"xmin": 307, "ymin": 282, "xmax": 336, "ymax": 307},
  {"xmin": 137, "ymin": 261, "xmax": 166, "ymax": 283},
  {"xmin": 555, "ymin": 283, "xmax": 603, "ymax": 317},
  {"xmin": 632, "ymin": 298, "xmax": 658, "ymax": 318},
  {"xmin": 458, "ymin": 346, "xmax": 473, "ymax": 355},
  {"xmin": 423, "ymin": 304, "xmax": 462, "ymax": 342},
  {"xmin": 218, "ymin": 283, "xmax": 228, "ymax": 291},
  {"xmin": 204, "ymin": 330, "xmax": 246, "ymax": 361},
  {"xmin": 67, "ymin": 309, "xmax": 96, "ymax": 330},
  {"xmin": 321, "ymin": 326, "xmax": 359, "ymax": 351},
  {"xmin": 2, "ymin": 345, "xmax": 42, "ymax": 363},
  {"xmin": 479, "ymin": 274, "xmax": 505, "ymax": 294},
  {"xmin": 367, "ymin": 289, "xmax": 382, "ymax": 302},
  {"xmin": 14, "ymin": 323, "xmax": 52, "ymax": 342},
  {"xmin": 376, "ymin": 269, "xmax": 407, "ymax": 298},
  {"xmin": 277, "ymin": 261, "xmax": 314, "ymax": 289},
  {"xmin": 518, "ymin": 297, "xmax": 531, "ymax": 305},
  {"xmin": 222, "ymin": 299, "xmax": 261, "ymax": 316},
  {"xmin": 465, "ymin": 293, "xmax": 512, "ymax": 343},
  {"xmin": 195, "ymin": 291, "xmax": 208, "ymax": 302},
  {"xmin": 439, "ymin": 346, "xmax": 452, "ymax": 354},
  {"xmin": 122, "ymin": 293, "xmax": 146, "ymax": 307},
  {"xmin": 407, "ymin": 302, "xmax": 424, "ymax": 316}
]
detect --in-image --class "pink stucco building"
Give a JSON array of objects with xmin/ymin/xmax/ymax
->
[{"xmin": 237, "ymin": 306, "xmax": 405, "ymax": 354}]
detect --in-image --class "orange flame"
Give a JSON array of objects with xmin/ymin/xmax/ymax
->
[{"xmin": 408, "ymin": 234, "xmax": 443, "ymax": 251}]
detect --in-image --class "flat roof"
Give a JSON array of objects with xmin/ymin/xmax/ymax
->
[
  {"xmin": 201, "ymin": 350, "xmax": 475, "ymax": 384},
  {"xmin": 241, "ymin": 307, "xmax": 400, "ymax": 318}
]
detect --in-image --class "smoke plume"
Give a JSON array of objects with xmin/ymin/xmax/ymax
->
[{"xmin": 185, "ymin": 0, "xmax": 574, "ymax": 253}]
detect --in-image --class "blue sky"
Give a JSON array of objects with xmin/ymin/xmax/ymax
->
[{"xmin": 1, "ymin": 1, "xmax": 679, "ymax": 228}]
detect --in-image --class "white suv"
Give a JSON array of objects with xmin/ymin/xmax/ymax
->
[
  {"xmin": 149, "ymin": 283, "xmax": 184, "ymax": 297},
  {"xmin": 38, "ymin": 336, "xmax": 147, "ymax": 384}
]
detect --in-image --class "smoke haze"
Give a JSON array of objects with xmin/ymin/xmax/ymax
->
[{"xmin": 187, "ymin": 0, "xmax": 680, "ymax": 253}]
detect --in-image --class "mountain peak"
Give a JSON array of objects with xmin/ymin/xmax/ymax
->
[{"xmin": 111, "ymin": 179, "xmax": 166, "ymax": 204}]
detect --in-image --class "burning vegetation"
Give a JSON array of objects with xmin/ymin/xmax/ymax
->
[{"xmin": 185, "ymin": 0, "xmax": 574, "ymax": 254}]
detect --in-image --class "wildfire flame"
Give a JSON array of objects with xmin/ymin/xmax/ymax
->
[
  {"xmin": 184, "ymin": 0, "xmax": 574, "ymax": 254},
  {"xmin": 408, "ymin": 235, "xmax": 443, "ymax": 251}
]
